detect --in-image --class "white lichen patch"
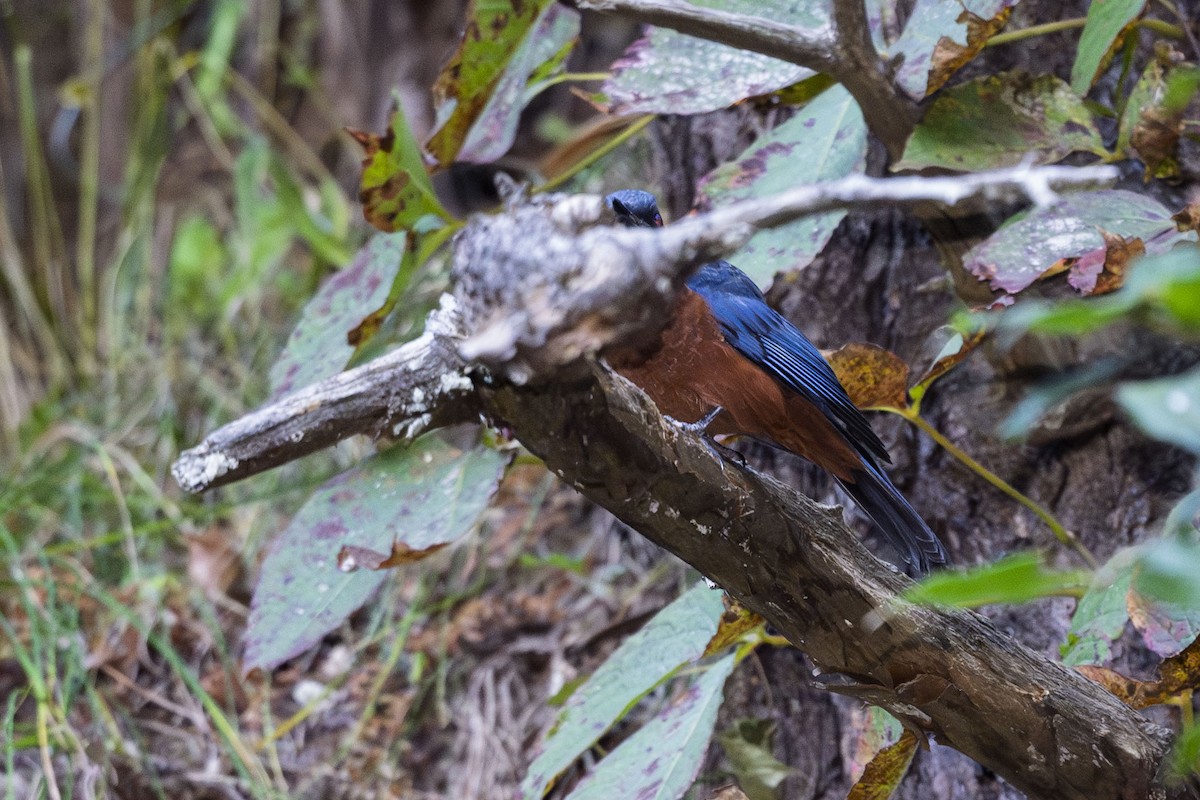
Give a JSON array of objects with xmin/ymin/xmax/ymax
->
[
  {"xmin": 393, "ymin": 413, "xmax": 432, "ymax": 440},
  {"xmin": 173, "ymin": 448, "xmax": 240, "ymax": 493},
  {"xmin": 437, "ymin": 371, "xmax": 473, "ymax": 395}
]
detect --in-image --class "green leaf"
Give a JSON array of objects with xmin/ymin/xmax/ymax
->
[
  {"xmin": 962, "ymin": 190, "xmax": 1189, "ymax": 295},
  {"xmin": 267, "ymin": 160, "xmax": 353, "ymax": 266},
  {"xmin": 167, "ymin": 214, "xmax": 227, "ymax": 323},
  {"xmin": 223, "ymin": 139, "xmax": 299, "ymax": 308},
  {"xmin": 426, "ymin": 0, "xmax": 557, "ymax": 167},
  {"xmin": 521, "ymin": 583, "xmax": 724, "ymax": 799},
  {"xmin": 697, "ymin": 84, "xmax": 867, "ymax": 285},
  {"xmin": 1070, "ymin": 0, "xmax": 1146, "ymax": 95},
  {"xmin": 597, "ymin": 0, "xmax": 823, "ymax": 115},
  {"xmin": 457, "ymin": 4, "xmax": 579, "ymax": 163},
  {"xmin": 244, "ymin": 436, "xmax": 509, "ymax": 671},
  {"xmin": 904, "ymin": 551, "xmax": 1090, "ymax": 608},
  {"xmin": 718, "ymin": 719, "xmax": 794, "ymax": 800},
  {"xmin": 1174, "ymin": 716, "xmax": 1200, "ymax": 775},
  {"xmin": 563, "ymin": 653, "xmax": 736, "ymax": 800},
  {"xmin": 268, "ymin": 233, "xmax": 407, "ymax": 400},
  {"xmin": 1117, "ymin": 367, "xmax": 1200, "ymax": 454},
  {"xmin": 896, "ymin": 72, "xmax": 1107, "ymax": 172},
  {"xmin": 357, "ymin": 106, "xmax": 451, "ymax": 233},
  {"xmin": 1060, "ymin": 553, "xmax": 1134, "ymax": 666},
  {"xmin": 890, "ymin": 0, "xmax": 1017, "ymax": 99},
  {"xmin": 1133, "ymin": 535, "xmax": 1200, "ymax": 612}
]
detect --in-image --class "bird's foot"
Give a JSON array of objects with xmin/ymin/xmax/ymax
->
[
  {"xmin": 702, "ymin": 436, "xmax": 747, "ymax": 468},
  {"xmin": 665, "ymin": 406, "xmax": 745, "ymax": 467}
]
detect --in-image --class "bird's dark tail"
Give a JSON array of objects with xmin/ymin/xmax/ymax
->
[{"xmin": 837, "ymin": 463, "xmax": 948, "ymax": 576}]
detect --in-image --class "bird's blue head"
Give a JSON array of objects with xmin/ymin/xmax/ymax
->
[{"xmin": 606, "ymin": 189, "xmax": 663, "ymax": 229}]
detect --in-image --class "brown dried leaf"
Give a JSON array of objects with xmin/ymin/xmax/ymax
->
[
  {"xmin": 927, "ymin": 8, "xmax": 1014, "ymax": 94},
  {"xmin": 1131, "ymin": 106, "xmax": 1183, "ymax": 179},
  {"xmin": 186, "ymin": 522, "xmax": 242, "ymax": 598},
  {"xmin": 1077, "ymin": 635, "xmax": 1200, "ymax": 708},
  {"xmin": 847, "ymin": 729, "xmax": 919, "ymax": 800},
  {"xmin": 1068, "ymin": 230, "xmax": 1144, "ymax": 296},
  {"xmin": 337, "ymin": 541, "xmax": 449, "ymax": 573},
  {"xmin": 1172, "ymin": 202, "xmax": 1200, "ymax": 233},
  {"xmin": 706, "ymin": 785, "xmax": 751, "ymax": 800},
  {"xmin": 826, "ymin": 342, "xmax": 911, "ymax": 410},
  {"xmin": 703, "ymin": 596, "xmax": 765, "ymax": 657}
]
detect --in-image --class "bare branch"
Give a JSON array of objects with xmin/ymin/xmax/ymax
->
[
  {"xmin": 569, "ymin": 0, "xmax": 918, "ymax": 157},
  {"xmin": 171, "ymin": 298, "xmax": 480, "ymax": 493},
  {"xmin": 830, "ymin": 0, "xmax": 916, "ymax": 157},
  {"xmin": 566, "ymin": 0, "xmax": 840, "ymax": 72}
]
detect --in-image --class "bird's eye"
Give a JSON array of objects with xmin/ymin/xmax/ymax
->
[{"xmin": 653, "ymin": 213, "xmax": 663, "ymax": 227}]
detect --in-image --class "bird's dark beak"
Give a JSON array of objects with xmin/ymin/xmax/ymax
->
[{"xmin": 609, "ymin": 197, "xmax": 634, "ymax": 226}]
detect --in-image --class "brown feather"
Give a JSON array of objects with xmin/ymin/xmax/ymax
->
[{"xmin": 612, "ymin": 289, "xmax": 862, "ymax": 480}]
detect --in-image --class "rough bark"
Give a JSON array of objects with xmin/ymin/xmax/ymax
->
[{"xmin": 480, "ymin": 365, "xmax": 1178, "ymax": 800}]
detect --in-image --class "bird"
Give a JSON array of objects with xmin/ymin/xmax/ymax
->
[{"xmin": 605, "ymin": 189, "xmax": 948, "ymax": 575}]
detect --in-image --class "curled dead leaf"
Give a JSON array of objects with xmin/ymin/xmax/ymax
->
[
  {"xmin": 1068, "ymin": 230, "xmax": 1144, "ymax": 296},
  {"xmin": 927, "ymin": 8, "xmax": 1014, "ymax": 95},
  {"xmin": 826, "ymin": 343, "xmax": 911, "ymax": 410},
  {"xmin": 337, "ymin": 541, "xmax": 449, "ymax": 573},
  {"xmin": 1077, "ymin": 635, "xmax": 1200, "ymax": 708},
  {"xmin": 703, "ymin": 596, "xmax": 765, "ymax": 657}
]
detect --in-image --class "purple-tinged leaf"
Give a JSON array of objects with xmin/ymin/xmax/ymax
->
[
  {"xmin": 1128, "ymin": 586, "xmax": 1200, "ymax": 658},
  {"xmin": 963, "ymin": 190, "xmax": 1190, "ymax": 295},
  {"xmin": 891, "ymin": 0, "xmax": 1017, "ymax": 99},
  {"xmin": 269, "ymin": 233, "xmax": 406, "ymax": 400},
  {"xmin": 457, "ymin": 5, "xmax": 580, "ymax": 163},
  {"xmin": 426, "ymin": 0, "xmax": 557, "ymax": 167},
  {"xmin": 598, "ymin": 0, "xmax": 826, "ymax": 116},
  {"xmin": 698, "ymin": 84, "xmax": 867, "ymax": 285},
  {"xmin": 244, "ymin": 435, "xmax": 509, "ymax": 671},
  {"xmin": 563, "ymin": 653, "xmax": 736, "ymax": 800}
]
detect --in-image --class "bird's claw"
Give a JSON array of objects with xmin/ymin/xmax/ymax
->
[{"xmin": 665, "ymin": 406, "xmax": 723, "ymax": 435}]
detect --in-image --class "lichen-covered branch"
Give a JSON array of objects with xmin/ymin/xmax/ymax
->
[
  {"xmin": 171, "ymin": 298, "xmax": 480, "ymax": 492},
  {"xmin": 172, "ymin": 164, "xmax": 1117, "ymax": 492}
]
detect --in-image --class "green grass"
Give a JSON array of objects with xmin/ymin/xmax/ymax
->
[{"xmin": 0, "ymin": 2, "xmax": 364, "ymax": 795}]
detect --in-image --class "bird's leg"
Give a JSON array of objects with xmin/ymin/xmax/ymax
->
[
  {"xmin": 665, "ymin": 407, "xmax": 748, "ymax": 468},
  {"xmin": 664, "ymin": 405, "xmax": 723, "ymax": 434}
]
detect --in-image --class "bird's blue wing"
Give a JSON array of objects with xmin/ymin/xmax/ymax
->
[{"xmin": 690, "ymin": 263, "xmax": 892, "ymax": 466}]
